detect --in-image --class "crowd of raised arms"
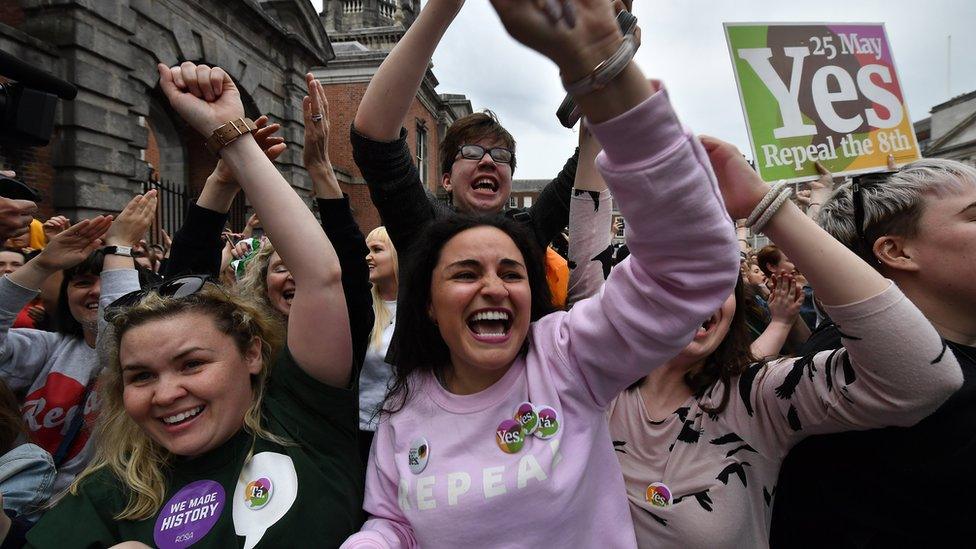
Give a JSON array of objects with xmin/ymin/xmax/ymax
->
[{"xmin": 0, "ymin": 1, "xmax": 973, "ymax": 548}]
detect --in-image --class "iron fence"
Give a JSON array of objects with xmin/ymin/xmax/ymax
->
[{"xmin": 143, "ymin": 178, "xmax": 246, "ymax": 246}]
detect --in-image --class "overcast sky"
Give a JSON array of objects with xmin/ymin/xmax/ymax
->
[{"xmin": 312, "ymin": 1, "xmax": 976, "ymax": 179}]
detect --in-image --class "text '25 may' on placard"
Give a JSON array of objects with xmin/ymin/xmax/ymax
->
[{"xmin": 724, "ymin": 23, "xmax": 920, "ymax": 183}]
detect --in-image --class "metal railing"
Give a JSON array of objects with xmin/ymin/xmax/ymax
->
[{"xmin": 143, "ymin": 178, "xmax": 245, "ymax": 245}]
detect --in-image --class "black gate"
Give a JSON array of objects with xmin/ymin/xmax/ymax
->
[{"xmin": 143, "ymin": 178, "xmax": 246, "ymax": 246}]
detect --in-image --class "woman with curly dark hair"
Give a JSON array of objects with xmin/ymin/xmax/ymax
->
[{"xmin": 340, "ymin": 3, "xmax": 740, "ymax": 547}]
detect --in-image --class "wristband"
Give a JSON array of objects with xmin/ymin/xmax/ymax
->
[
  {"xmin": 206, "ymin": 117, "xmax": 257, "ymax": 156},
  {"xmin": 562, "ymin": 35, "xmax": 638, "ymax": 97},
  {"xmin": 752, "ymin": 187, "xmax": 793, "ymax": 234},
  {"xmin": 744, "ymin": 181, "xmax": 789, "ymax": 227},
  {"xmin": 103, "ymin": 245, "xmax": 133, "ymax": 257}
]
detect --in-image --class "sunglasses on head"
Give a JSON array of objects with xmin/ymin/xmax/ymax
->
[
  {"xmin": 105, "ymin": 275, "xmax": 217, "ymax": 321},
  {"xmin": 850, "ymin": 170, "xmax": 898, "ymax": 261},
  {"xmin": 457, "ymin": 144, "xmax": 514, "ymax": 165}
]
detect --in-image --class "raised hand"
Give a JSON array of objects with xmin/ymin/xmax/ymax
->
[
  {"xmin": 210, "ymin": 115, "xmax": 286, "ymax": 185},
  {"xmin": 302, "ymin": 73, "xmax": 332, "ymax": 172},
  {"xmin": 302, "ymin": 73, "xmax": 343, "ymax": 198},
  {"xmin": 489, "ymin": 0, "xmax": 620, "ymax": 81},
  {"xmin": 0, "ymin": 170, "xmax": 37, "ymax": 240},
  {"xmin": 240, "ymin": 214, "xmax": 261, "ymax": 238},
  {"xmin": 160, "ymin": 229, "xmax": 172, "ymax": 258},
  {"xmin": 42, "ymin": 215, "xmax": 71, "ymax": 240},
  {"xmin": 231, "ymin": 238, "xmax": 255, "ymax": 260},
  {"xmin": 767, "ymin": 273, "xmax": 803, "ymax": 325},
  {"xmin": 700, "ymin": 136, "xmax": 769, "ymax": 220},
  {"xmin": 34, "ymin": 216, "xmax": 113, "ymax": 272},
  {"xmin": 27, "ymin": 304, "xmax": 46, "ymax": 325},
  {"xmin": 157, "ymin": 62, "xmax": 244, "ymax": 136},
  {"xmin": 104, "ymin": 190, "xmax": 158, "ymax": 247}
]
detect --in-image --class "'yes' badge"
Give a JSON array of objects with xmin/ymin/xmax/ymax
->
[
  {"xmin": 408, "ymin": 437, "xmax": 430, "ymax": 474},
  {"xmin": 645, "ymin": 482, "xmax": 673, "ymax": 508},
  {"xmin": 514, "ymin": 402, "xmax": 539, "ymax": 435},
  {"xmin": 496, "ymin": 419, "xmax": 526, "ymax": 454}
]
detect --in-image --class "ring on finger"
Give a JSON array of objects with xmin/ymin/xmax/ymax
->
[{"xmin": 311, "ymin": 113, "xmax": 324, "ymax": 122}]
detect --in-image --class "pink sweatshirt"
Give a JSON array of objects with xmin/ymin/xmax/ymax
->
[{"xmin": 341, "ymin": 86, "xmax": 740, "ymax": 548}]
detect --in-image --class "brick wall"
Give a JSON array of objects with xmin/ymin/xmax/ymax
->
[
  {"xmin": 145, "ymin": 121, "xmax": 161, "ymax": 178},
  {"xmin": 0, "ymin": 73, "xmax": 55, "ymax": 218},
  {"xmin": 324, "ymin": 81, "xmax": 442, "ymax": 237},
  {"xmin": 0, "ymin": 1, "xmax": 24, "ymax": 27},
  {"xmin": 0, "ymin": 136, "xmax": 55, "ymax": 219}
]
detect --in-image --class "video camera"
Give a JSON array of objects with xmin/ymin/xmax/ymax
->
[
  {"xmin": 0, "ymin": 49, "xmax": 77, "ymax": 201},
  {"xmin": 0, "ymin": 48, "xmax": 77, "ymax": 146}
]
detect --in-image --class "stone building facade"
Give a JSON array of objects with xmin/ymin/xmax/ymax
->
[
  {"xmin": 314, "ymin": 0, "xmax": 472, "ymax": 233},
  {"xmin": 914, "ymin": 89, "xmax": 976, "ymax": 166},
  {"xmin": 0, "ymin": 0, "xmax": 333, "ymax": 228}
]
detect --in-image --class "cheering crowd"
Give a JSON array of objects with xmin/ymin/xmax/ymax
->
[{"xmin": 0, "ymin": 1, "xmax": 973, "ymax": 548}]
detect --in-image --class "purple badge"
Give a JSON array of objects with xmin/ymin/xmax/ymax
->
[{"xmin": 154, "ymin": 479, "xmax": 225, "ymax": 549}]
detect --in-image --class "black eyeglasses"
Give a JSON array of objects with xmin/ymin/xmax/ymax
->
[
  {"xmin": 850, "ymin": 171, "xmax": 897, "ymax": 262},
  {"xmin": 105, "ymin": 275, "xmax": 216, "ymax": 320},
  {"xmin": 457, "ymin": 144, "xmax": 514, "ymax": 165}
]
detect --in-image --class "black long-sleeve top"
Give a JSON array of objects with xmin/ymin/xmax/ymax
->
[
  {"xmin": 350, "ymin": 125, "xmax": 579, "ymax": 259},
  {"xmin": 161, "ymin": 197, "xmax": 373, "ymax": 376}
]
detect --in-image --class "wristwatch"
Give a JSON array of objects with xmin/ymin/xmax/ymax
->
[
  {"xmin": 103, "ymin": 245, "xmax": 133, "ymax": 257},
  {"xmin": 206, "ymin": 117, "xmax": 257, "ymax": 155}
]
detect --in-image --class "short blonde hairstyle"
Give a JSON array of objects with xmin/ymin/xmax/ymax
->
[{"xmin": 819, "ymin": 158, "xmax": 976, "ymax": 264}]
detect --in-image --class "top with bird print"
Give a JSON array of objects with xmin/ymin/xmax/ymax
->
[{"xmin": 608, "ymin": 283, "xmax": 961, "ymax": 549}]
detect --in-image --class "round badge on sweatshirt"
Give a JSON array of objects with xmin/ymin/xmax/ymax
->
[
  {"xmin": 495, "ymin": 419, "xmax": 526, "ymax": 454},
  {"xmin": 154, "ymin": 479, "xmax": 225, "ymax": 549},
  {"xmin": 534, "ymin": 406, "xmax": 560, "ymax": 439},
  {"xmin": 408, "ymin": 437, "xmax": 430, "ymax": 474},
  {"xmin": 243, "ymin": 477, "xmax": 273, "ymax": 510},
  {"xmin": 514, "ymin": 402, "xmax": 539, "ymax": 435},
  {"xmin": 645, "ymin": 482, "xmax": 673, "ymax": 508}
]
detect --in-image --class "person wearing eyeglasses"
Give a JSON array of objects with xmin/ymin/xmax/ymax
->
[
  {"xmin": 26, "ymin": 62, "xmax": 364, "ymax": 549},
  {"xmin": 351, "ymin": 0, "xmax": 583, "ymax": 300},
  {"xmin": 770, "ymin": 159, "xmax": 976, "ymax": 548},
  {"xmin": 339, "ymin": 1, "xmax": 740, "ymax": 547}
]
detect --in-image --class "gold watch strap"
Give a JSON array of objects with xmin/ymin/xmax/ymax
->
[{"xmin": 206, "ymin": 117, "xmax": 257, "ymax": 155}]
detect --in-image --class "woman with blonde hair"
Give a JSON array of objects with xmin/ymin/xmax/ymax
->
[
  {"xmin": 358, "ymin": 226, "xmax": 398, "ymax": 461},
  {"xmin": 27, "ymin": 61, "xmax": 364, "ymax": 548}
]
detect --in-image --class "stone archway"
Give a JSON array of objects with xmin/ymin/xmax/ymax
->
[{"xmin": 146, "ymin": 95, "xmax": 188, "ymax": 189}]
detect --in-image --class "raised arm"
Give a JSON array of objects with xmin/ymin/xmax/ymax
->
[
  {"xmin": 566, "ymin": 127, "xmax": 611, "ymax": 307},
  {"xmin": 304, "ymin": 73, "xmax": 373, "ymax": 374},
  {"xmin": 98, "ymin": 191, "xmax": 159, "ymax": 342},
  {"xmin": 162, "ymin": 117, "xmax": 285, "ymax": 278},
  {"xmin": 353, "ymin": 0, "xmax": 463, "ymax": 141},
  {"xmin": 1, "ymin": 217, "xmax": 112, "ymax": 390},
  {"xmin": 702, "ymin": 137, "xmax": 888, "ymax": 308},
  {"xmin": 489, "ymin": 1, "xmax": 738, "ymax": 406},
  {"xmin": 159, "ymin": 62, "xmax": 351, "ymax": 388},
  {"xmin": 750, "ymin": 273, "xmax": 803, "ymax": 359},
  {"xmin": 703, "ymin": 136, "xmax": 961, "ymax": 443}
]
